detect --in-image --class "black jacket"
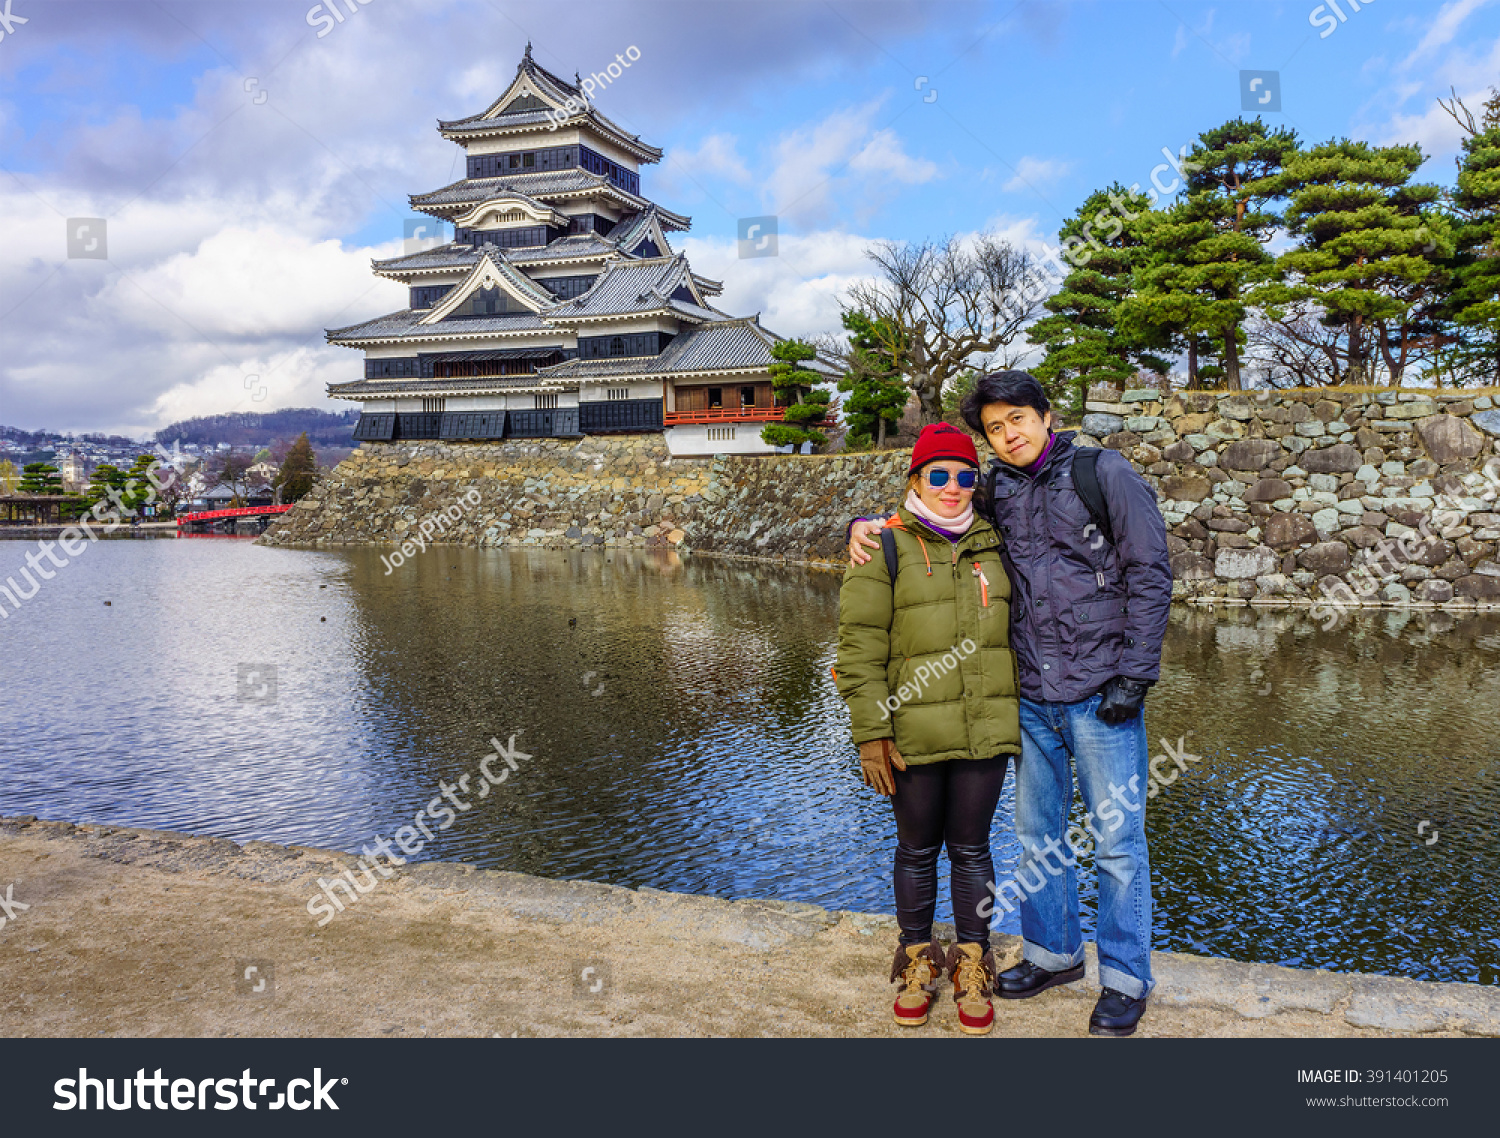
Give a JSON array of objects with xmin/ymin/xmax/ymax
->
[{"xmin": 986, "ymin": 432, "xmax": 1173, "ymax": 703}]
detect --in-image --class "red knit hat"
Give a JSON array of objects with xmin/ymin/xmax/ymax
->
[{"xmin": 909, "ymin": 422, "xmax": 979, "ymax": 473}]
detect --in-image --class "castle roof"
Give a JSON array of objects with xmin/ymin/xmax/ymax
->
[
  {"xmin": 409, "ymin": 171, "xmax": 690, "ymax": 230},
  {"xmin": 539, "ymin": 253, "xmax": 720, "ymax": 324},
  {"xmin": 536, "ymin": 317, "xmax": 836, "ymax": 382},
  {"xmin": 436, "ymin": 46, "xmax": 662, "ymax": 164}
]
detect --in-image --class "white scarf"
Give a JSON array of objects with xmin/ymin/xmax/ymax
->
[{"xmin": 904, "ymin": 489, "xmax": 974, "ymax": 535}]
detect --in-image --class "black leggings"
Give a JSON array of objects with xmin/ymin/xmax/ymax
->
[{"xmin": 891, "ymin": 755, "xmax": 1009, "ymax": 948}]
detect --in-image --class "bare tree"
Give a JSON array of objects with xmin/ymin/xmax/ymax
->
[
  {"xmin": 844, "ymin": 233, "xmax": 1049, "ymax": 424},
  {"xmin": 1246, "ymin": 304, "xmax": 1347, "ymax": 388}
]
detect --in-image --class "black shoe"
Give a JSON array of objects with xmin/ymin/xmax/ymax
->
[
  {"xmin": 1089, "ymin": 988, "xmax": 1148, "ymax": 1036},
  {"xmin": 995, "ymin": 959, "xmax": 1086, "ymax": 1000}
]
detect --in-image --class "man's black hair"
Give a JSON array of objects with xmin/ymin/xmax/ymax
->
[{"xmin": 959, "ymin": 370, "xmax": 1051, "ymax": 435}]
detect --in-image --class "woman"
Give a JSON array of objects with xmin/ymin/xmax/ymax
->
[{"xmin": 835, "ymin": 422, "xmax": 1021, "ymax": 1035}]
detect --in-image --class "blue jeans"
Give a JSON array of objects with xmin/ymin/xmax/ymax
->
[{"xmin": 1009, "ymin": 694, "xmax": 1153, "ymax": 999}]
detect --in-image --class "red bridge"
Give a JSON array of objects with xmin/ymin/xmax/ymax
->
[{"xmin": 177, "ymin": 504, "xmax": 292, "ymax": 529}]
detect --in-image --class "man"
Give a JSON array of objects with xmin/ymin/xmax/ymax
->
[{"xmin": 849, "ymin": 370, "xmax": 1172, "ymax": 1036}]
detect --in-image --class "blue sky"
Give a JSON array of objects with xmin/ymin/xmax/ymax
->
[{"xmin": 1, "ymin": 0, "xmax": 1496, "ymax": 435}]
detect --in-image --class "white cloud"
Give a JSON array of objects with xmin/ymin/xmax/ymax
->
[
  {"xmin": 679, "ymin": 229, "xmax": 877, "ymax": 341},
  {"xmin": 1399, "ymin": 0, "xmax": 1495, "ymax": 69},
  {"xmin": 1002, "ymin": 155, "xmax": 1074, "ymax": 194},
  {"xmin": 761, "ymin": 98, "xmax": 941, "ymax": 225}
]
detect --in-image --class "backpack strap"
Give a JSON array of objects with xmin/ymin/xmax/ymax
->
[
  {"xmin": 880, "ymin": 526, "xmax": 899, "ymax": 586},
  {"xmin": 1071, "ymin": 448, "xmax": 1114, "ymax": 549}
]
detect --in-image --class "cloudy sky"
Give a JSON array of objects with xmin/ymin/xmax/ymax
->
[{"xmin": 1, "ymin": 0, "xmax": 1497, "ymax": 436}]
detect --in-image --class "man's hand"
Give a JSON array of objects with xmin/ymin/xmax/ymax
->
[
  {"xmin": 1095, "ymin": 677, "xmax": 1150, "ymax": 725},
  {"xmin": 848, "ymin": 519, "xmax": 884, "ymax": 566},
  {"xmin": 859, "ymin": 738, "xmax": 906, "ymax": 795}
]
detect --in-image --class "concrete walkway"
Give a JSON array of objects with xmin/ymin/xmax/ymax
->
[{"xmin": 1, "ymin": 815, "xmax": 1495, "ymax": 1038}]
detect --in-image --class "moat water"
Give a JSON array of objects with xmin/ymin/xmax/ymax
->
[{"xmin": 1, "ymin": 535, "xmax": 1495, "ymax": 984}]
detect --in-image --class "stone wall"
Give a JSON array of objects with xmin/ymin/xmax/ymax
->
[
  {"xmin": 261, "ymin": 389, "xmax": 1500, "ymax": 610},
  {"xmin": 259, "ymin": 434, "xmax": 712, "ymax": 550},
  {"xmin": 1079, "ymin": 388, "xmax": 1500, "ymax": 608}
]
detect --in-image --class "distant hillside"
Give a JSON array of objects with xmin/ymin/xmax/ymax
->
[{"xmin": 156, "ymin": 408, "xmax": 358, "ymax": 448}]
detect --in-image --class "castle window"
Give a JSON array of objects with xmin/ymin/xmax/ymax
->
[
  {"xmin": 605, "ymin": 387, "xmax": 630, "ymax": 401},
  {"xmin": 422, "ymin": 398, "xmax": 445, "ymax": 413},
  {"xmin": 534, "ymin": 393, "xmax": 559, "ymax": 409}
]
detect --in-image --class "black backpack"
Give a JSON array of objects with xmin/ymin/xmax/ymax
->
[{"xmin": 985, "ymin": 447, "xmax": 1114, "ymax": 548}]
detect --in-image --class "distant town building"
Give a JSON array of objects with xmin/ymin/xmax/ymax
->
[
  {"xmin": 57, "ymin": 450, "xmax": 89, "ymax": 491},
  {"xmin": 326, "ymin": 45, "xmax": 831, "ymax": 456}
]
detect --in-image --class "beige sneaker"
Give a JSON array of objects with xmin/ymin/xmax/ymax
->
[
  {"xmin": 946, "ymin": 943, "xmax": 996, "ymax": 1035},
  {"xmin": 890, "ymin": 940, "xmax": 944, "ymax": 1027}
]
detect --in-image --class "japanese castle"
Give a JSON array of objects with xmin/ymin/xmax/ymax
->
[{"xmin": 328, "ymin": 45, "xmax": 821, "ymax": 456}]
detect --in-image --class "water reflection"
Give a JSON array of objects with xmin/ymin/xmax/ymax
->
[{"xmin": 0, "ymin": 537, "xmax": 1494, "ymax": 984}]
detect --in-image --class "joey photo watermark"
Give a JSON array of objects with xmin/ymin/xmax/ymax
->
[
  {"xmin": 878, "ymin": 638, "xmax": 979, "ymax": 720},
  {"xmin": 306, "ymin": 732, "xmax": 531, "ymax": 925},
  {"xmin": 380, "ymin": 489, "xmax": 483, "ymax": 575},
  {"xmin": 543, "ymin": 45, "xmax": 642, "ymax": 130}
]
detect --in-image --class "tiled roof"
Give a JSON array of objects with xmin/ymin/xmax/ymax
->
[
  {"xmin": 436, "ymin": 52, "xmax": 662, "ymax": 162},
  {"xmin": 535, "ymin": 319, "xmax": 784, "ymax": 380},
  {"xmin": 411, "ymin": 170, "xmax": 605, "ymax": 207},
  {"xmin": 372, "ymin": 244, "xmax": 487, "ymax": 274},
  {"xmin": 410, "ymin": 173, "xmax": 690, "ymax": 230},
  {"xmin": 372, "ymin": 235, "xmax": 622, "ymax": 278},
  {"xmin": 327, "ymin": 375, "xmax": 563, "ymax": 397},
  {"xmin": 540, "ymin": 254, "xmax": 718, "ymax": 322},
  {"xmin": 327, "ymin": 308, "xmax": 552, "ymax": 343},
  {"xmin": 503, "ymin": 234, "xmax": 618, "ymax": 263}
]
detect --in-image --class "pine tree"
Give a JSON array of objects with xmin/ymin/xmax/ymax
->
[
  {"xmin": 1444, "ymin": 88, "xmax": 1500, "ymax": 384},
  {"xmin": 761, "ymin": 339, "xmax": 830, "ymax": 450},
  {"xmin": 19, "ymin": 462, "xmax": 63, "ymax": 494},
  {"xmin": 1123, "ymin": 119, "xmax": 1298, "ymax": 391},
  {"xmin": 276, "ymin": 433, "xmax": 319, "ymax": 502},
  {"xmin": 836, "ymin": 310, "xmax": 908, "ymax": 449},
  {"xmin": 1257, "ymin": 139, "xmax": 1450, "ymax": 385},
  {"xmin": 1030, "ymin": 184, "xmax": 1169, "ymax": 414}
]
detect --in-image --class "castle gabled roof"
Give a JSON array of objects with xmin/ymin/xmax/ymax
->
[
  {"xmin": 409, "ymin": 171, "xmax": 690, "ymax": 231},
  {"xmin": 534, "ymin": 317, "xmax": 832, "ymax": 382},
  {"xmin": 416, "ymin": 250, "xmax": 557, "ymax": 325},
  {"xmin": 538, "ymin": 253, "xmax": 719, "ymax": 324},
  {"xmin": 436, "ymin": 45, "xmax": 662, "ymax": 164},
  {"xmin": 326, "ymin": 307, "xmax": 551, "ymax": 345}
]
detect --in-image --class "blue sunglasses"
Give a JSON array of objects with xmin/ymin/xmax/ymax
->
[{"xmin": 924, "ymin": 468, "xmax": 978, "ymax": 489}]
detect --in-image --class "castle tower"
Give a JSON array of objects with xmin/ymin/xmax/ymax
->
[{"xmin": 326, "ymin": 46, "xmax": 829, "ymax": 455}]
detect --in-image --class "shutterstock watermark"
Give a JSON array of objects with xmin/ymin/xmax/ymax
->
[
  {"xmin": 879, "ymin": 638, "xmax": 979, "ymax": 720},
  {"xmin": 544, "ymin": 46, "xmax": 642, "ymax": 130},
  {"xmin": 307, "ymin": 0, "xmax": 374, "ymax": 38},
  {"xmin": 1310, "ymin": 0, "xmax": 1374, "ymax": 39},
  {"xmin": 1311, "ymin": 458, "xmax": 1500, "ymax": 629},
  {"xmin": 0, "ymin": 462, "xmax": 176, "ymax": 621},
  {"xmin": 999, "ymin": 141, "xmax": 1201, "ymax": 322},
  {"xmin": 0, "ymin": 883, "xmax": 29, "ymax": 931},
  {"xmin": 306, "ymin": 733, "xmax": 531, "ymax": 925},
  {"xmin": 379, "ymin": 489, "xmax": 483, "ymax": 575},
  {"xmin": 0, "ymin": 0, "xmax": 29, "ymax": 46},
  {"xmin": 978, "ymin": 736, "xmax": 1204, "ymax": 921}
]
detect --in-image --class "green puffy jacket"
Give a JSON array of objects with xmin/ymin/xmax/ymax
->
[{"xmin": 835, "ymin": 507, "xmax": 1021, "ymax": 765}]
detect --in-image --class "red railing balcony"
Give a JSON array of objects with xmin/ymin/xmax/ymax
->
[{"xmin": 664, "ymin": 406, "xmax": 787, "ymax": 425}]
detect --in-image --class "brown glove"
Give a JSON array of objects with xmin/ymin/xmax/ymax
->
[{"xmin": 859, "ymin": 738, "xmax": 906, "ymax": 796}]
